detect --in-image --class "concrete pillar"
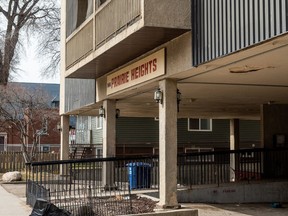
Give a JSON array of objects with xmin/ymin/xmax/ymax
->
[
  {"xmin": 230, "ymin": 119, "xmax": 240, "ymax": 182},
  {"xmin": 102, "ymin": 100, "xmax": 116, "ymax": 187},
  {"xmin": 261, "ymin": 104, "xmax": 288, "ymax": 148},
  {"xmin": 261, "ymin": 104, "xmax": 288, "ymax": 178},
  {"xmin": 158, "ymin": 79, "xmax": 180, "ymax": 208},
  {"xmin": 60, "ymin": 115, "xmax": 69, "ymax": 175},
  {"xmin": 60, "ymin": 115, "xmax": 70, "ymax": 160}
]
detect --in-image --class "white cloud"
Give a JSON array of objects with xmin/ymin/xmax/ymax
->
[{"xmin": 15, "ymin": 40, "xmax": 60, "ymax": 84}]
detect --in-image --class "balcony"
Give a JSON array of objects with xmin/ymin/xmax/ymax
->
[{"xmin": 65, "ymin": 0, "xmax": 191, "ymax": 79}]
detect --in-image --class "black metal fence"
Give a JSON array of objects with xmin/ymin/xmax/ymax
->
[
  {"xmin": 26, "ymin": 156, "xmax": 158, "ymax": 215},
  {"xmin": 178, "ymin": 148, "xmax": 288, "ymax": 187},
  {"xmin": 26, "ymin": 148, "xmax": 288, "ymax": 215}
]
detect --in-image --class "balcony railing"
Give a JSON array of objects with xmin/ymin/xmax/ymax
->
[
  {"xmin": 66, "ymin": 20, "xmax": 93, "ymax": 68},
  {"xmin": 95, "ymin": 0, "xmax": 141, "ymax": 47},
  {"xmin": 66, "ymin": 0, "xmax": 141, "ymax": 70}
]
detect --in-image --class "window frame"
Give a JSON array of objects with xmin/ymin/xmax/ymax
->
[
  {"xmin": 96, "ymin": 116, "xmax": 103, "ymax": 129},
  {"xmin": 188, "ymin": 118, "xmax": 213, "ymax": 132}
]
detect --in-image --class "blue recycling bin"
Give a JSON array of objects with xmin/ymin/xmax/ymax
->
[{"xmin": 127, "ymin": 162, "xmax": 151, "ymax": 190}]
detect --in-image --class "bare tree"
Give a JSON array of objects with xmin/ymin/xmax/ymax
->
[
  {"xmin": 0, "ymin": 83, "xmax": 59, "ymax": 162},
  {"xmin": 0, "ymin": 0, "xmax": 60, "ymax": 85}
]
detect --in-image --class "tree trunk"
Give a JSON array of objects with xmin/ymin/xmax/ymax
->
[{"xmin": 0, "ymin": 49, "xmax": 6, "ymax": 85}]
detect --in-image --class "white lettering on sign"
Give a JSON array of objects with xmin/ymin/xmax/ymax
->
[{"xmin": 107, "ymin": 49, "xmax": 165, "ymax": 95}]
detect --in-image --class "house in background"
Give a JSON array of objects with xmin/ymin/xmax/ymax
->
[
  {"xmin": 0, "ymin": 82, "xmax": 62, "ymax": 152},
  {"xmin": 72, "ymin": 116, "xmax": 260, "ymax": 158}
]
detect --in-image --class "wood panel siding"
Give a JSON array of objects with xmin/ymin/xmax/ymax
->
[
  {"xmin": 178, "ymin": 119, "xmax": 230, "ymax": 148},
  {"xmin": 116, "ymin": 117, "xmax": 159, "ymax": 145}
]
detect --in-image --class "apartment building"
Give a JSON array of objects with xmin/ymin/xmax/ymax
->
[{"xmin": 60, "ymin": 0, "xmax": 288, "ymax": 207}]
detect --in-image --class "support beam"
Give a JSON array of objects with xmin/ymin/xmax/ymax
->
[
  {"xmin": 60, "ymin": 115, "xmax": 70, "ymax": 160},
  {"xmin": 230, "ymin": 119, "xmax": 240, "ymax": 182},
  {"xmin": 261, "ymin": 104, "xmax": 288, "ymax": 178},
  {"xmin": 158, "ymin": 79, "xmax": 180, "ymax": 208},
  {"xmin": 60, "ymin": 115, "xmax": 69, "ymax": 175},
  {"xmin": 102, "ymin": 100, "xmax": 116, "ymax": 187}
]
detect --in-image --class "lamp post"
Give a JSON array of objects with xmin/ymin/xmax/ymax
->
[
  {"xmin": 99, "ymin": 106, "xmax": 105, "ymax": 117},
  {"xmin": 154, "ymin": 88, "xmax": 163, "ymax": 104},
  {"xmin": 177, "ymin": 89, "xmax": 181, "ymax": 112}
]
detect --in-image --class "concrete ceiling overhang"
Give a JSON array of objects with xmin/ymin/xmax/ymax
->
[
  {"xmin": 66, "ymin": 26, "xmax": 189, "ymax": 79},
  {"xmin": 68, "ymin": 33, "xmax": 288, "ymax": 120}
]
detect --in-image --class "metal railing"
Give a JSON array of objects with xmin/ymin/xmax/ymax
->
[
  {"xmin": 26, "ymin": 148, "xmax": 288, "ymax": 214},
  {"xmin": 178, "ymin": 148, "xmax": 288, "ymax": 187},
  {"xmin": 26, "ymin": 155, "xmax": 158, "ymax": 215}
]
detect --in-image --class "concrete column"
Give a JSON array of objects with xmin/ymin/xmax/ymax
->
[
  {"xmin": 60, "ymin": 115, "xmax": 70, "ymax": 160},
  {"xmin": 261, "ymin": 104, "xmax": 288, "ymax": 148},
  {"xmin": 60, "ymin": 115, "xmax": 69, "ymax": 175},
  {"xmin": 102, "ymin": 100, "xmax": 116, "ymax": 187},
  {"xmin": 261, "ymin": 104, "xmax": 288, "ymax": 178},
  {"xmin": 230, "ymin": 119, "xmax": 240, "ymax": 182},
  {"xmin": 158, "ymin": 79, "xmax": 180, "ymax": 208}
]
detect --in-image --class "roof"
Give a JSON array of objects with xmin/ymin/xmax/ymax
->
[
  {"xmin": 11, "ymin": 82, "xmax": 76, "ymax": 127},
  {"xmin": 12, "ymin": 82, "xmax": 60, "ymax": 103}
]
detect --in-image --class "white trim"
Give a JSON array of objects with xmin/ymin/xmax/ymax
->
[
  {"xmin": 0, "ymin": 132, "xmax": 7, "ymax": 151},
  {"xmin": 188, "ymin": 118, "xmax": 213, "ymax": 132},
  {"xmin": 96, "ymin": 116, "xmax": 103, "ymax": 129}
]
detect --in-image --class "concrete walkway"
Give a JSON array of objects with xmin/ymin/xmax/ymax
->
[
  {"xmin": 0, "ymin": 184, "xmax": 32, "ymax": 216},
  {"xmin": 182, "ymin": 203, "xmax": 288, "ymax": 216},
  {"xmin": 0, "ymin": 183, "xmax": 288, "ymax": 216}
]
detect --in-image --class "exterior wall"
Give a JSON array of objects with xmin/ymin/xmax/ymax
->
[
  {"xmin": 113, "ymin": 118, "xmax": 260, "ymax": 155},
  {"xmin": 261, "ymin": 104, "xmax": 288, "ymax": 148},
  {"xmin": 91, "ymin": 117, "xmax": 103, "ymax": 144},
  {"xmin": 76, "ymin": 116, "xmax": 102, "ymax": 145},
  {"xmin": 4, "ymin": 114, "xmax": 61, "ymax": 152},
  {"xmin": 71, "ymin": 113, "xmax": 259, "ymax": 155},
  {"xmin": 144, "ymin": 0, "xmax": 191, "ymax": 29},
  {"xmin": 178, "ymin": 181, "xmax": 288, "ymax": 203},
  {"xmin": 64, "ymin": 78, "xmax": 95, "ymax": 112},
  {"xmin": 192, "ymin": 0, "xmax": 288, "ymax": 66}
]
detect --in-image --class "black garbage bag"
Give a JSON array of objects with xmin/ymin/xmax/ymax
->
[{"xmin": 30, "ymin": 199, "xmax": 71, "ymax": 216}]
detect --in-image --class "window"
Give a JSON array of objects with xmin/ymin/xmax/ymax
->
[
  {"xmin": 95, "ymin": 0, "xmax": 107, "ymax": 10},
  {"xmin": 188, "ymin": 118, "xmax": 212, "ymax": 131},
  {"xmin": 96, "ymin": 116, "xmax": 103, "ymax": 129},
  {"xmin": 42, "ymin": 146, "xmax": 50, "ymax": 152},
  {"xmin": 66, "ymin": 0, "xmax": 94, "ymax": 37},
  {"xmin": 96, "ymin": 148, "xmax": 103, "ymax": 158},
  {"xmin": 0, "ymin": 133, "xmax": 7, "ymax": 151}
]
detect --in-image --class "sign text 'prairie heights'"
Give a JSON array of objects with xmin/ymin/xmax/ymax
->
[
  {"xmin": 107, "ymin": 49, "xmax": 165, "ymax": 95},
  {"xmin": 110, "ymin": 59, "xmax": 157, "ymax": 88}
]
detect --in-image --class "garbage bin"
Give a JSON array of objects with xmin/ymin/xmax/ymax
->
[
  {"xmin": 30, "ymin": 199, "xmax": 71, "ymax": 216},
  {"xmin": 126, "ymin": 162, "xmax": 151, "ymax": 190}
]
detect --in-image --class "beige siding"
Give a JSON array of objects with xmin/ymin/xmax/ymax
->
[
  {"xmin": 95, "ymin": 0, "xmax": 141, "ymax": 47},
  {"xmin": 66, "ymin": 20, "xmax": 93, "ymax": 68}
]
